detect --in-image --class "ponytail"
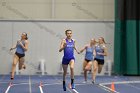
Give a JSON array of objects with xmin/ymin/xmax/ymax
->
[{"xmin": 100, "ymin": 37, "xmax": 106, "ymax": 44}]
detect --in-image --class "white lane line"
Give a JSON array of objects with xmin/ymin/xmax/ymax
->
[
  {"xmin": 0, "ymin": 82, "xmax": 11, "ymax": 84},
  {"xmin": 0, "ymin": 81, "xmax": 30, "ymax": 83},
  {"xmin": 5, "ymin": 86, "xmax": 11, "ymax": 93},
  {"xmin": 5, "ymin": 82, "xmax": 13, "ymax": 93},
  {"xmin": 101, "ymin": 81, "xmax": 140, "ymax": 85},
  {"xmin": 39, "ymin": 86, "xmax": 44, "ymax": 93},
  {"xmin": 43, "ymin": 83, "xmax": 62, "ymax": 86},
  {"xmin": 39, "ymin": 82, "xmax": 44, "ymax": 93},
  {"xmin": 29, "ymin": 75, "xmax": 32, "ymax": 93},
  {"xmin": 13, "ymin": 83, "xmax": 29, "ymax": 86},
  {"xmin": 72, "ymin": 89, "xmax": 79, "ymax": 93},
  {"xmin": 75, "ymin": 83, "xmax": 92, "ymax": 86}
]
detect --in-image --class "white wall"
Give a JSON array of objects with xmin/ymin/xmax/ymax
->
[
  {"xmin": 0, "ymin": 21, "xmax": 114, "ymax": 75},
  {"xmin": 0, "ymin": 0, "xmax": 114, "ymax": 20}
]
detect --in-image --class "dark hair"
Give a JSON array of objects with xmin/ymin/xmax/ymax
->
[
  {"xmin": 65, "ymin": 29, "xmax": 72, "ymax": 34},
  {"xmin": 23, "ymin": 32, "xmax": 28, "ymax": 40}
]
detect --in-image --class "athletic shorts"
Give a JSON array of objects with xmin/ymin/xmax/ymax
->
[
  {"xmin": 15, "ymin": 52, "xmax": 25, "ymax": 59},
  {"xmin": 85, "ymin": 59, "xmax": 93, "ymax": 63},
  {"xmin": 94, "ymin": 58, "xmax": 104, "ymax": 65},
  {"xmin": 62, "ymin": 57, "xmax": 75, "ymax": 65}
]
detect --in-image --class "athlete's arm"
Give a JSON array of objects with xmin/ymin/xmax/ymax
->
[
  {"xmin": 79, "ymin": 45, "xmax": 87, "ymax": 54},
  {"xmin": 59, "ymin": 39, "xmax": 66, "ymax": 52},
  {"xmin": 73, "ymin": 40, "xmax": 80, "ymax": 54},
  {"xmin": 10, "ymin": 44, "xmax": 17, "ymax": 51},
  {"xmin": 10, "ymin": 40, "xmax": 19, "ymax": 51},
  {"xmin": 103, "ymin": 46, "xmax": 107, "ymax": 56}
]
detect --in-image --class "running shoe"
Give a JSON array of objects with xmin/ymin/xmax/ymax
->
[
  {"xmin": 63, "ymin": 84, "xmax": 66, "ymax": 91},
  {"xmin": 71, "ymin": 83, "xmax": 75, "ymax": 89}
]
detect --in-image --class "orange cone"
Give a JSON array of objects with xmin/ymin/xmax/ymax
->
[{"xmin": 111, "ymin": 82, "xmax": 115, "ymax": 92}]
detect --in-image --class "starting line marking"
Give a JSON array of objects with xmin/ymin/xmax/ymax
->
[
  {"xmin": 100, "ymin": 80, "xmax": 140, "ymax": 85},
  {"xmin": 43, "ymin": 83, "xmax": 62, "ymax": 86},
  {"xmin": 3, "ymin": 82, "xmax": 92, "ymax": 93}
]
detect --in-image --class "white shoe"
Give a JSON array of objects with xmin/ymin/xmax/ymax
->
[{"xmin": 82, "ymin": 81, "xmax": 87, "ymax": 83}]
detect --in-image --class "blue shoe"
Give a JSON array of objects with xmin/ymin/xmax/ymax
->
[
  {"xmin": 63, "ymin": 84, "xmax": 66, "ymax": 91},
  {"xmin": 71, "ymin": 83, "xmax": 75, "ymax": 89}
]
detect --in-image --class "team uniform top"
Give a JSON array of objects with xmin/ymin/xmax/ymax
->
[
  {"xmin": 16, "ymin": 40, "xmax": 25, "ymax": 54},
  {"xmin": 85, "ymin": 46, "xmax": 94, "ymax": 61},
  {"xmin": 95, "ymin": 44, "xmax": 105, "ymax": 60},
  {"xmin": 63, "ymin": 39, "xmax": 75, "ymax": 59}
]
